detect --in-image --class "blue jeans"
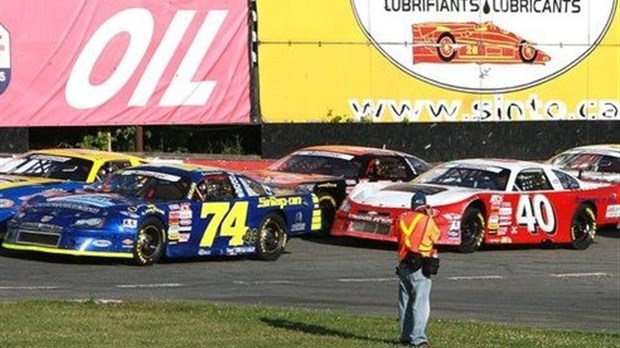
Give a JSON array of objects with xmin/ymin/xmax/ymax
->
[{"xmin": 397, "ymin": 262, "xmax": 432, "ymax": 345}]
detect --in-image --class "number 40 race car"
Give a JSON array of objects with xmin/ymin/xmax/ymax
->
[
  {"xmin": 332, "ymin": 159, "xmax": 619, "ymax": 252},
  {"xmin": 2, "ymin": 164, "xmax": 322, "ymax": 265}
]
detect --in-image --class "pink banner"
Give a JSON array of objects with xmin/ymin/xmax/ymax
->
[{"xmin": 0, "ymin": 0, "xmax": 250, "ymax": 126}]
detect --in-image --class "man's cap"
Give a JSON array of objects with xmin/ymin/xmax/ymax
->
[{"xmin": 411, "ymin": 191, "xmax": 427, "ymax": 209}]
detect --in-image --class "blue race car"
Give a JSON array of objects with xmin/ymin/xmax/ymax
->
[
  {"xmin": 2, "ymin": 164, "xmax": 322, "ymax": 265},
  {"xmin": 0, "ymin": 149, "xmax": 144, "ymax": 237}
]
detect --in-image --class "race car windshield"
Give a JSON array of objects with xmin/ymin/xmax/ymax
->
[
  {"xmin": 269, "ymin": 154, "xmax": 359, "ymax": 177},
  {"xmin": 0, "ymin": 154, "xmax": 93, "ymax": 181},
  {"xmin": 551, "ymin": 153, "xmax": 620, "ymax": 173},
  {"xmin": 99, "ymin": 171, "xmax": 191, "ymax": 201},
  {"xmin": 415, "ymin": 166, "xmax": 511, "ymax": 190}
]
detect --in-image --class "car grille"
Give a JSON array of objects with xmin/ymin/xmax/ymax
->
[
  {"xmin": 15, "ymin": 223, "xmax": 63, "ymax": 247},
  {"xmin": 347, "ymin": 210, "xmax": 394, "ymax": 235},
  {"xmin": 350, "ymin": 220, "xmax": 391, "ymax": 235}
]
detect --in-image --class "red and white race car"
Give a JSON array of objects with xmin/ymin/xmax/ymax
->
[{"xmin": 332, "ymin": 159, "xmax": 619, "ymax": 252}]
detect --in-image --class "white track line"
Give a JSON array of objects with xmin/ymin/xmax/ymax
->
[
  {"xmin": 233, "ymin": 280, "xmax": 303, "ymax": 285},
  {"xmin": 116, "ymin": 283, "xmax": 182, "ymax": 288},
  {"xmin": 0, "ymin": 286, "xmax": 59, "ymax": 290},
  {"xmin": 337, "ymin": 277, "xmax": 396, "ymax": 283},
  {"xmin": 550, "ymin": 272, "xmax": 611, "ymax": 278},
  {"xmin": 448, "ymin": 275, "xmax": 504, "ymax": 280}
]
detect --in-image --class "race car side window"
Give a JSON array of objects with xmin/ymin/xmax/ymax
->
[
  {"xmin": 238, "ymin": 176, "xmax": 268, "ymax": 196},
  {"xmin": 515, "ymin": 169, "xmax": 553, "ymax": 191},
  {"xmin": 96, "ymin": 160, "xmax": 132, "ymax": 182},
  {"xmin": 552, "ymin": 169, "xmax": 580, "ymax": 189},
  {"xmin": 197, "ymin": 175, "xmax": 237, "ymax": 201},
  {"xmin": 405, "ymin": 156, "xmax": 432, "ymax": 177},
  {"xmin": 366, "ymin": 156, "xmax": 413, "ymax": 181},
  {"xmin": 598, "ymin": 156, "xmax": 620, "ymax": 173}
]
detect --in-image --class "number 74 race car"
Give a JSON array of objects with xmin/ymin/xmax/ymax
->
[
  {"xmin": 2, "ymin": 164, "xmax": 322, "ymax": 265},
  {"xmin": 332, "ymin": 159, "xmax": 619, "ymax": 252}
]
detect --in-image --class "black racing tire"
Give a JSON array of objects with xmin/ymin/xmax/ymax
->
[
  {"xmin": 317, "ymin": 193, "xmax": 337, "ymax": 237},
  {"xmin": 437, "ymin": 32, "xmax": 456, "ymax": 62},
  {"xmin": 459, "ymin": 206, "xmax": 485, "ymax": 253},
  {"xmin": 569, "ymin": 205, "xmax": 596, "ymax": 250},
  {"xmin": 518, "ymin": 40, "xmax": 538, "ymax": 63},
  {"xmin": 256, "ymin": 213, "xmax": 287, "ymax": 261},
  {"xmin": 133, "ymin": 217, "xmax": 166, "ymax": 266}
]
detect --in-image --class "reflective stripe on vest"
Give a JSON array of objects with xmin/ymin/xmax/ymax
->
[{"xmin": 399, "ymin": 213, "xmax": 424, "ymax": 250}]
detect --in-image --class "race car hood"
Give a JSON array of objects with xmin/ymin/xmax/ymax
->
[
  {"xmin": 245, "ymin": 169, "xmax": 342, "ymax": 188},
  {"xmin": 348, "ymin": 182, "xmax": 481, "ymax": 208},
  {"xmin": 0, "ymin": 178, "xmax": 85, "ymax": 222},
  {"xmin": 25, "ymin": 193, "xmax": 145, "ymax": 217}
]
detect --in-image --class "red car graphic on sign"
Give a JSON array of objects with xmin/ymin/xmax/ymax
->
[{"xmin": 412, "ymin": 21, "xmax": 551, "ymax": 64}]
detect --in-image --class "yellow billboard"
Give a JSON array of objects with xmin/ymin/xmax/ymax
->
[{"xmin": 258, "ymin": 0, "xmax": 619, "ymax": 123}]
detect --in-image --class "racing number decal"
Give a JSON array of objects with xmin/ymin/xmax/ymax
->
[
  {"xmin": 516, "ymin": 194, "xmax": 556, "ymax": 234},
  {"xmin": 199, "ymin": 202, "xmax": 249, "ymax": 247}
]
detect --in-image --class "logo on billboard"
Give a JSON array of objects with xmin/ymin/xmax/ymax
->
[
  {"xmin": 351, "ymin": 0, "xmax": 617, "ymax": 93},
  {"xmin": 0, "ymin": 23, "xmax": 11, "ymax": 95}
]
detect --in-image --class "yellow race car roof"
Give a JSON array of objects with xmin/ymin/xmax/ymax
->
[{"xmin": 29, "ymin": 148, "xmax": 144, "ymax": 163}]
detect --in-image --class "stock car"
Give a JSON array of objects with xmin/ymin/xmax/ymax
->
[
  {"xmin": 412, "ymin": 21, "xmax": 551, "ymax": 64},
  {"xmin": 244, "ymin": 145, "xmax": 432, "ymax": 234},
  {"xmin": 0, "ymin": 149, "xmax": 145, "ymax": 237},
  {"xmin": 332, "ymin": 159, "xmax": 619, "ymax": 252},
  {"xmin": 547, "ymin": 144, "xmax": 620, "ymax": 183},
  {"xmin": 2, "ymin": 164, "xmax": 322, "ymax": 265}
]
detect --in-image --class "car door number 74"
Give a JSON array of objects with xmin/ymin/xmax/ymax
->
[
  {"xmin": 516, "ymin": 194, "xmax": 556, "ymax": 234},
  {"xmin": 199, "ymin": 202, "xmax": 249, "ymax": 247}
]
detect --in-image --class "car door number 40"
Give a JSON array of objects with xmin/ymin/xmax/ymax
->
[{"xmin": 516, "ymin": 194, "xmax": 556, "ymax": 234}]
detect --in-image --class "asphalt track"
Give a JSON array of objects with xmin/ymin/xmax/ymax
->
[{"xmin": 0, "ymin": 229, "xmax": 618, "ymax": 333}]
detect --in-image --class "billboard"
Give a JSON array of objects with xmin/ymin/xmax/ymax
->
[
  {"xmin": 0, "ymin": 0, "xmax": 251, "ymax": 127},
  {"xmin": 258, "ymin": 0, "xmax": 619, "ymax": 123}
]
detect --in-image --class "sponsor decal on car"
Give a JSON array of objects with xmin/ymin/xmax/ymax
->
[
  {"xmin": 92, "ymin": 239, "xmax": 113, "ymax": 248},
  {"xmin": 347, "ymin": 213, "xmax": 392, "ymax": 225},
  {"xmin": 122, "ymin": 219, "xmax": 138, "ymax": 229},
  {"xmin": 257, "ymin": 196, "xmax": 304, "ymax": 209},
  {"xmin": 291, "ymin": 211, "xmax": 307, "ymax": 232},
  {"xmin": 36, "ymin": 202, "xmax": 100, "ymax": 214},
  {"xmin": 605, "ymin": 205, "xmax": 620, "ymax": 219},
  {"xmin": 226, "ymin": 246, "xmax": 256, "ymax": 255}
]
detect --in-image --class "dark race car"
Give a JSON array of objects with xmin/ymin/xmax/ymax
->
[
  {"xmin": 244, "ymin": 145, "xmax": 431, "ymax": 234},
  {"xmin": 2, "ymin": 164, "xmax": 322, "ymax": 265}
]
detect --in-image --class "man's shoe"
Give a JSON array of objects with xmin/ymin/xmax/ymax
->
[{"xmin": 413, "ymin": 342, "xmax": 430, "ymax": 348}]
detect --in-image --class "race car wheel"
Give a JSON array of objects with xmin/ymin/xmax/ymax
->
[
  {"xmin": 519, "ymin": 40, "xmax": 538, "ymax": 63},
  {"xmin": 318, "ymin": 193, "xmax": 337, "ymax": 237},
  {"xmin": 133, "ymin": 217, "xmax": 166, "ymax": 266},
  {"xmin": 437, "ymin": 33, "xmax": 456, "ymax": 62},
  {"xmin": 256, "ymin": 213, "xmax": 287, "ymax": 261},
  {"xmin": 569, "ymin": 205, "xmax": 596, "ymax": 250},
  {"xmin": 459, "ymin": 207, "xmax": 485, "ymax": 253}
]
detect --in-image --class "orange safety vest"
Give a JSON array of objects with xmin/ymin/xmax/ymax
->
[{"xmin": 395, "ymin": 210, "xmax": 441, "ymax": 262}]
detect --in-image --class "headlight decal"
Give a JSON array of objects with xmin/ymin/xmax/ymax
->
[{"xmin": 72, "ymin": 217, "xmax": 105, "ymax": 229}]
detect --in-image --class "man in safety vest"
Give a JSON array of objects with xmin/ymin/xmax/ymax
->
[{"xmin": 394, "ymin": 191, "xmax": 441, "ymax": 347}]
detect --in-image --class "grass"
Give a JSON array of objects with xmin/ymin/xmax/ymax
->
[{"xmin": 0, "ymin": 300, "xmax": 617, "ymax": 348}]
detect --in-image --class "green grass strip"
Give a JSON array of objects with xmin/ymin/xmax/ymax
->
[{"xmin": 0, "ymin": 300, "xmax": 617, "ymax": 348}]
